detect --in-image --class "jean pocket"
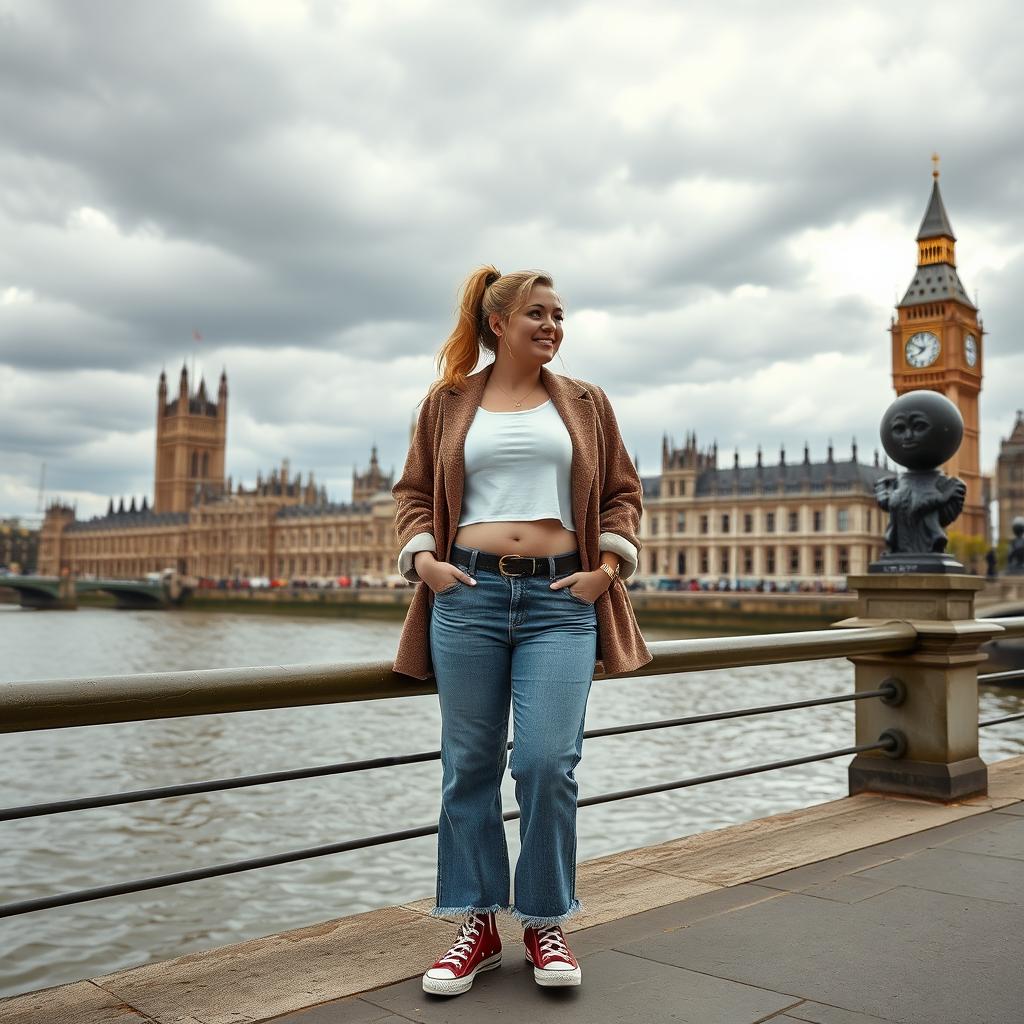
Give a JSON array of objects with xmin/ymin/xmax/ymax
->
[{"xmin": 434, "ymin": 580, "xmax": 464, "ymax": 597}]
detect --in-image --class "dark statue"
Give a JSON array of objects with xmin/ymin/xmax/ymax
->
[
  {"xmin": 870, "ymin": 391, "xmax": 967, "ymax": 575},
  {"xmin": 986, "ymin": 548, "xmax": 998, "ymax": 579},
  {"xmin": 1008, "ymin": 517, "xmax": 1024, "ymax": 576}
]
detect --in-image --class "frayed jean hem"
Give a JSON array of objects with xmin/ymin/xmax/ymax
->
[
  {"xmin": 429, "ymin": 903, "xmax": 509, "ymax": 920},
  {"xmin": 508, "ymin": 898, "xmax": 583, "ymax": 928}
]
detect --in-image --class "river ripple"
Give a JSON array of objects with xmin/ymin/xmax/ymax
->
[{"xmin": 1, "ymin": 603, "xmax": 1021, "ymax": 997}]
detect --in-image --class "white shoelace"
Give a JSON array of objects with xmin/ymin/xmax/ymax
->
[
  {"xmin": 438, "ymin": 914, "xmax": 485, "ymax": 968},
  {"xmin": 536, "ymin": 925, "xmax": 572, "ymax": 962}
]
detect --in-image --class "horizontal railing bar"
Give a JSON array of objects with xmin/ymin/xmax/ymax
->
[
  {"xmin": 0, "ymin": 624, "xmax": 922, "ymax": 733},
  {"xmin": 574, "ymin": 740, "xmax": 890, "ymax": 808},
  {"xmin": 0, "ymin": 738, "xmax": 891, "ymax": 918},
  {"xmin": 581, "ymin": 686, "xmax": 894, "ymax": 740},
  {"xmin": 0, "ymin": 749, "xmax": 444, "ymax": 821},
  {"xmin": 980, "ymin": 616, "xmax": 1024, "ymax": 639},
  {"xmin": 0, "ymin": 688, "xmax": 895, "ymax": 822},
  {"xmin": 978, "ymin": 669, "xmax": 1024, "ymax": 686},
  {"xmin": 979, "ymin": 712, "xmax": 1024, "ymax": 728}
]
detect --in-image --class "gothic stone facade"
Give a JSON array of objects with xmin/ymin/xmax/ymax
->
[
  {"xmin": 1, "ymin": 518, "xmax": 39, "ymax": 574},
  {"xmin": 37, "ymin": 369, "xmax": 399, "ymax": 581},
  {"xmin": 996, "ymin": 410, "xmax": 1024, "ymax": 543},
  {"xmin": 638, "ymin": 436, "xmax": 889, "ymax": 584},
  {"xmin": 38, "ymin": 462, "xmax": 398, "ymax": 582}
]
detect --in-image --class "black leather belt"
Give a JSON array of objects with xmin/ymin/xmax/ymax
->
[{"xmin": 451, "ymin": 543, "xmax": 581, "ymax": 578}]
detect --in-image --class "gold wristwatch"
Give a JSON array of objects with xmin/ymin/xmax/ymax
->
[{"xmin": 598, "ymin": 562, "xmax": 620, "ymax": 586}]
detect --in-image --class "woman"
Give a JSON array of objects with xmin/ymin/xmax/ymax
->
[{"xmin": 391, "ymin": 266, "xmax": 651, "ymax": 996}]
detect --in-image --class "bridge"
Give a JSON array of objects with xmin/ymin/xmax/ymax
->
[
  {"xmin": 0, "ymin": 576, "xmax": 186, "ymax": 610},
  {"xmin": 1, "ymin": 572, "xmax": 1023, "ymax": 1024}
]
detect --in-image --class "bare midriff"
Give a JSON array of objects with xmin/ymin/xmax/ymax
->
[
  {"xmin": 452, "ymin": 386, "xmax": 578, "ymax": 558},
  {"xmin": 453, "ymin": 518, "xmax": 578, "ymax": 558}
]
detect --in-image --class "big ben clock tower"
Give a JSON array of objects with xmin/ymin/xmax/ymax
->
[{"xmin": 891, "ymin": 158, "xmax": 985, "ymax": 540}]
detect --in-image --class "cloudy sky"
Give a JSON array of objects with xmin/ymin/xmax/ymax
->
[{"xmin": 2, "ymin": 0, "xmax": 1022, "ymax": 525}]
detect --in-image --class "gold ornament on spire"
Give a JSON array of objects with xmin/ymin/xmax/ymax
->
[{"xmin": 932, "ymin": 152, "xmax": 940, "ymax": 180}]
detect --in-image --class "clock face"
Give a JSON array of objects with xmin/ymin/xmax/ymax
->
[
  {"xmin": 905, "ymin": 331, "xmax": 940, "ymax": 369},
  {"xmin": 964, "ymin": 334, "xmax": 978, "ymax": 367}
]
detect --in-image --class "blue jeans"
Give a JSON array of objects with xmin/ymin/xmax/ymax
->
[{"xmin": 429, "ymin": 544, "xmax": 598, "ymax": 927}]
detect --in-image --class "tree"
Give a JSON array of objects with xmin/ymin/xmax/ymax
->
[{"xmin": 946, "ymin": 530, "xmax": 988, "ymax": 573}]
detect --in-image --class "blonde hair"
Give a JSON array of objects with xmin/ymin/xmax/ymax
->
[{"xmin": 428, "ymin": 266, "xmax": 555, "ymax": 397}]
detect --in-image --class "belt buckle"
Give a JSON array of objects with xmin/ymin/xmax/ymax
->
[{"xmin": 499, "ymin": 554, "xmax": 534, "ymax": 577}]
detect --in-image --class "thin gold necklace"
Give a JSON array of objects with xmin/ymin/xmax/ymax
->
[{"xmin": 490, "ymin": 377, "xmax": 540, "ymax": 409}]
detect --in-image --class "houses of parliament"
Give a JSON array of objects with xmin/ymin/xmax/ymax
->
[
  {"xmin": 38, "ymin": 172, "xmax": 1024, "ymax": 583},
  {"xmin": 38, "ymin": 366, "xmax": 400, "ymax": 582}
]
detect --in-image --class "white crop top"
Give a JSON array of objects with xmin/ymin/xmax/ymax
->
[{"xmin": 458, "ymin": 400, "xmax": 575, "ymax": 530}]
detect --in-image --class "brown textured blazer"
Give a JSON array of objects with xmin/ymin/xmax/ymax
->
[{"xmin": 391, "ymin": 363, "xmax": 653, "ymax": 680}]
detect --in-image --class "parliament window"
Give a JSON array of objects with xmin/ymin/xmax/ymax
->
[
  {"xmin": 676, "ymin": 511, "xmax": 686, "ymax": 533},
  {"xmin": 700, "ymin": 515, "xmax": 709, "ymax": 535},
  {"xmin": 766, "ymin": 548, "xmax": 776, "ymax": 574},
  {"xmin": 743, "ymin": 513, "xmax": 753, "ymax": 533},
  {"xmin": 838, "ymin": 546, "xmax": 850, "ymax": 574},
  {"xmin": 700, "ymin": 548, "xmax": 709, "ymax": 574},
  {"xmin": 813, "ymin": 510, "xmax": 823, "ymax": 532},
  {"xmin": 837, "ymin": 509, "xmax": 849, "ymax": 532},
  {"xmin": 788, "ymin": 547, "xmax": 800, "ymax": 574},
  {"xmin": 719, "ymin": 549, "xmax": 729, "ymax": 573},
  {"xmin": 813, "ymin": 547, "xmax": 824, "ymax": 574},
  {"xmin": 742, "ymin": 547, "xmax": 754, "ymax": 573},
  {"xmin": 766, "ymin": 512, "xmax": 776, "ymax": 533},
  {"xmin": 721, "ymin": 513, "xmax": 730, "ymax": 533},
  {"xmin": 788, "ymin": 511, "xmax": 799, "ymax": 532}
]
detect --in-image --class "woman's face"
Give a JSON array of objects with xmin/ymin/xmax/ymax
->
[{"xmin": 493, "ymin": 283, "xmax": 564, "ymax": 364}]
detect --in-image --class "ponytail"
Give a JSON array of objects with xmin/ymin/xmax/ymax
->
[
  {"xmin": 428, "ymin": 266, "xmax": 554, "ymax": 398},
  {"xmin": 429, "ymin": 266, "xmax": 500, "ymax": 397}
]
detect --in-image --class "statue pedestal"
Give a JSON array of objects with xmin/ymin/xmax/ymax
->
[
  {"xmin": 832, "ymin": 574, "xmax": 1001, "ymax": 801},
  {"xmin": 869, "ymin": 552, "xmax": 965, "ymax": 575}
]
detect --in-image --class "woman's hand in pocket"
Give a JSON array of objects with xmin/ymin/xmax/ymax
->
[
  {"xmin": 549, "ymin": 569, "xmax": 609, "ymax": 605},
  {"xmin": 415, "ymin": 553, "xmax": 476, "ymax": 595}
]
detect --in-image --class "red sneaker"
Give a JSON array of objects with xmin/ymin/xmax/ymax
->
[
  {"xmin": 422, "ymin": 911, "xmax": 502, "ymax": 996},
  {"xmin": 523, "ymin": 924, "xmax": 582, "ymax": 987}
]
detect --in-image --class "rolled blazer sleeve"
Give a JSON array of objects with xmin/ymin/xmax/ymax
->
[
  {"xmin": 392, "ymin": 393, "xmax": 439, "ymax": 583},
  {"xmin": 593, "ymin": 385, "xmax": 642, "ymax": 579}
]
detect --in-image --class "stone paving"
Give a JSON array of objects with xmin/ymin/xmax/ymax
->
[{"xmin": 274, "ymin": 805, "xmax": 1024, "ymax": 1024}]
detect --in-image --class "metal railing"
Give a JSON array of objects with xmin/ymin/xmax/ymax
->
[
  {"xmin": 2, "ymin": 623, "xmax": 920, "ymax": 732},
  {"xmin": 1, "ymin": 618, "xmax": 1021, "ymax": 921}
]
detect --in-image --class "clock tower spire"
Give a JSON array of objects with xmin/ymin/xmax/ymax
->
[{"xmin": 891, "ymin": 159, "xmax": 985, "ymax": 541}]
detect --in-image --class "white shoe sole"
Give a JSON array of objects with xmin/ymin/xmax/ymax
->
[
  {"xmin": 533, "ymin": 965, "xmax": 582, "ymax": 987},
  {"xmin": 526, "ymin": 953, "xmax": 582, "ymax": 987},
  {"xmin": 422, "ymin": 952, "xmax": 502, "ymax": 995}
]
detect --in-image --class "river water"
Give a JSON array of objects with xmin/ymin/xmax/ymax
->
[{"xmin": 1, "ymin": 603, "xmax": 1022, "ymax": 998}]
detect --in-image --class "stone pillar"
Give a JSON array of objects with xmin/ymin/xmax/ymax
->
[{"xmin": 832, "ymin": 574, "xmax": 1002, "ymax": 801}]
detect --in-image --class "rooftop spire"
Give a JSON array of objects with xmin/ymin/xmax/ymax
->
[
  {"xmin": 900, "ymin": 159, "xmax": 970, "ymax": 302},
  {"xmin": 917, "ymin": 161, "xmax": 956, "ymax": 242}
]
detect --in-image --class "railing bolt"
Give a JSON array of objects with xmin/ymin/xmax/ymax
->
[
  {"xmin": 879, "ymin": 728, "xmax": 907, "ymax": 760},
  {"xmin": 879, "ymin": 677, "xmax": 907, "ymax": 707}
]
